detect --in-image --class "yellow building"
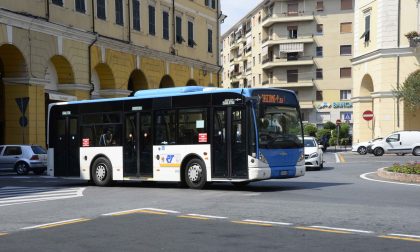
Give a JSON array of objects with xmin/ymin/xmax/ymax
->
[
  {"xmin": 352, "ymin": 0, "xmax": 420, "ymax": 143},
  {"xmin": 221, "ymin": 0, "xmax": 354, "ymax": 128},
  {"xmin": 0, "ymin": 0, "xmax": 221, "ymax": 146}
]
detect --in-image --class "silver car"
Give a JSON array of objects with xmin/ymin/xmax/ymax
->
[{"xmin": 0, "ymin": 145, "xmax": 48, "ymax": 175}]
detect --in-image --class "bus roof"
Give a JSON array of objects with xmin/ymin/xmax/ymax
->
[{"xmin": 52, "ymin": 87, "xmax": 296, "ymax": 106}]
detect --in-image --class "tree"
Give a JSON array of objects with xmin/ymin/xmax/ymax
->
[
  {"xmin": 323, "ymin": 121, "xmax": 336, "ymax": 130},
  {"xmin": 394, "ymin": 69, "xmax": 420, "ymax": 111},
  {"xmin": 304, "ymin": 124, "xmax": 317, "ymax": 137}
]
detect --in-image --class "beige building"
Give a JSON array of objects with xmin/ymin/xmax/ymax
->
[
  {"xmin": 221, "ymin": 0, "xmax": 354, "ymax": 127},
  {"xmin": 0, "ymin": 0, "xmax": 221, "ymax": 146},
  {"xmin": 352, "ymin": 0, "xmax": 420, "ymax": 143}
]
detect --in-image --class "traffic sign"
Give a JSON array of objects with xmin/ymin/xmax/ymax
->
[
  {"xmin": 336, "ymin": 119, "xmax": 342, "ymax": 126},
  {"xmin": 343, "ymin": 112, "xmax": 352, "ymax": 121},
  {"xmin": 362, "ymin": 110, "xmax": 374, "ymax": 121}
]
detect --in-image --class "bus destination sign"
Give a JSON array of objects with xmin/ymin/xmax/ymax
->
[{"xmin": 258, "ymin": 94, "xmax": 286, "ymax": 104}]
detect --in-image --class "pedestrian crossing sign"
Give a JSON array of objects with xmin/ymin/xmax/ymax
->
[{"xmin": 344, "ymin": 113, "xmax": 352, "ymax": 121}]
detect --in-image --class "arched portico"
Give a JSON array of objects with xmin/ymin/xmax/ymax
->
[
  {"xmin": 186, "ymin": 79, "xmax": 197, "ymax": 86},
  {"xmin": 128, "ymin": 69, "xmax": 148, "ymax": 96},
  {"xmin": 159, "ymin": 75, "xmax": 175, "ymax": 88}
]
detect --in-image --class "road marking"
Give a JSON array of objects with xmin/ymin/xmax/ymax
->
[
  {"xmin": 310, "ymin": 226, "xmax": 373, "ymax": 234},
  {"xmin": 178, "ymin": 215, "xmax": 209, "ymax": 220},
  {"xmin": 388, "ymin": 233, "xmax": 420, "ymax": 239},
  {"xmin": 243, "ymin": 193, "xmax": 261, "ymax": 196},
  {"xmin": 231, "ymin": 221, "xmax": 272, "ymax": 227},
  {"xmin": 102, "ymin": 209, "xmax": 146, "ymax": 216},
  {"xmin": 22, "ymin": 218, "xmax": 90, "ymax": 230},
  {"xmin": 379, "ymin": 235, "xmax": 420, "ymax": 242},
  {"xmin": 242, "ymin": 219, "xmax": 292, "ymax": 226},
  {"xmin": 360, "ymin": 172, "xmax": 420, "ymax": 187},
  {"xmin": 335, "ymin": 153, "xmax": 340, "ymax": 163},
  {"xmin": 295, "ymin": 226, "xmax": 351, "ymax": 234},
  {"xmin": 0, "ymin": 187, "xmax": 85, "ymax": 207},
  {"xmin": 0, "ymin": 232, "xmax": 8, "ymax": 236},
  {"xmin": 186, "ymin": 214, "xmax": 227, "ymax": 219},
  {"xmin": 141, "ymin": 208, "xmax": 180, "ymax": 214},
  {"xmin": 339, "ymin": 154, "xmax": 346, "ymax": 163}
]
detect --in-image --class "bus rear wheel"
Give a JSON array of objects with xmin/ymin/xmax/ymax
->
[
  {"xmin": 92, "ymin": 157, "xmax": 113, "ymax": 186},
  {"xmin": 185, "ymin": 159, "xmax": 206, "ymax": 189}
]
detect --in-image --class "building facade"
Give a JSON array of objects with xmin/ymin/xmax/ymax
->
[
  {"xmin": 352, "ymin": 0, "xmax": 420, "ymax": 143},
  {"xmin": 221, "ymin": 0, "xmax": 354, "ymax": 128},
  {"xmin": 0, "ymin": 0, "xmax": 221, "ymax": 146}
]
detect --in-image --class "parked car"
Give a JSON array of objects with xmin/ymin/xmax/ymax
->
[
  {"xmin": 368, "ymin": 131, "xmax": 420, "ymax": 156},
  {"xmin": 352, "ymin": 137, "xmax": 383, "ymax": 155},
  {"xmin": 303, "ymin": 136, "xmax": 324, "ymax": 169},
  {"xmin": 0, "ymin": 145, "xmax": 47, "ymax": 175}
]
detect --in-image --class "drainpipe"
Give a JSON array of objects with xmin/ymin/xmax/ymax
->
[
  {"xmin": 128, "ymin": 0, "xmax": 131, "ymax": 43},
  {"xmin": 397, "ymin": 0, "xmax": 401, "ymax": 128},
  {"xmin": 46, "ymin": 0, "xmax": 50, "ymax": 20},
  {"xmin": 172, "ymin": 0, "xmax": 176, "ymax": 47},
  {"xmin": 88, "ymin": 36, "xmax": 98, "ymax": 96},
  {"xmin": 91, "ymin": 0, "xmax": 95, "ymax": 33},
  {"xmin": 216, "ymin": 0, "xmax": 221, "ymax": 87}
]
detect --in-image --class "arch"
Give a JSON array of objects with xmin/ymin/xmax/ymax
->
[
  {"xmin": 0, "ymin": 44, "xmax": 28, "ymax": 78},
  {"xmin": 0, "ymin": 59, "xmax": 4, "ymax": 144},
  {"xmin": 186, "ymin": 79, "xmax": 197, "ymax": 86},
  {"xmin": 50, "ymin": 55, "xmax": 75, "ymax": 84},
  {"xmin": 360, "ymin": 74, "xmax": 374, "ymax": 97},
  {"xmin": 159, "ymin": 75, "xmax": 175, "ymax": 88},
  {"xmin": 128, "ymin": 69, "xmax": 148, "ymax": 95},
  {"xmin": 94, "ymin": 63, "xmax": 115, "ymax": 90}
]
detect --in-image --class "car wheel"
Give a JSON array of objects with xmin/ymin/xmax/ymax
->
[
  {"xmin": 413, "ymin": 147, "xmax": 420, "ymax": 156},
  {"xmin": 184, "ymin": 158, "xmax": 207, "ymax": 189},
  {"xmin": 92, "ymin": 157, "xmax": 113, "ymax": 186},
  {"xmin": 357, "ymin": 146, "xmax": 367, "ymax": 155},
  {"xmin": 373, "ymin": 147, "xmax": 384, "ymax": 156},
  {"xmin": 15, "ymin": 162, "xmax": 29, "ymax": 175}
]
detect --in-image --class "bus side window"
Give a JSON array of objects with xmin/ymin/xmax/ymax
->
[{"xmin": 154, "ymin": 110, "xmax": 176, "ymax": 145}]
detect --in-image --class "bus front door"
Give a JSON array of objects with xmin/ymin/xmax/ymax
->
[
  {"xmin": 124, "ymin": 112, "xmax": 153, "ymax": 178},
  {"xmin": 212, "ymin": 107, "xmax": 248, "ymax": 179},
  {"xmin": 54, "ymin": 116, "xmax": 79, "ymax": 177}
]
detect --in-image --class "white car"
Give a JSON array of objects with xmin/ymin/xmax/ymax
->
[
  {"xmin": 369, "ymin": 131, "xmax": 420, "ymax": 156},
  {"xmin": 352, "ymin": 137, "xmax": 383, "ymax": 155},
  {"xmin": 303, "ymin": 137, "xmax": 324, "ymax": 169}
]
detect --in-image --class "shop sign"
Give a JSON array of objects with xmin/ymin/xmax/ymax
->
[{"xmin": 317, "ymin": 102, "xmax": 353, "ymax": 109}]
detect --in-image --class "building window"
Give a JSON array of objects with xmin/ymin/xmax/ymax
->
[
  {"xmin": 316, "ymin": 1, "xmax": 324, "ymax": 11},
  {"xmin": 361, "ymin": 14, "xmax": 370, "ymax": 42},
  {"xmin": 288, "ymin": 26, "xmax": 298, "ymax": 39},
  {"xmin": 340, "ymin": 45, "xmax": 352, "ymax": 55},
  {"xmin": 258, "ymin": 74, "xmax": 261, "ymax": 85},
  {"xmin": 287, "ymin": 3, "xmax": 298, "ymax": 16},
  {"xmin": 258, "ymin": 54, "xmax": 261, "ymax": 64},
  {"xmin": 149, "ymin": 5, "xmax": 155, "ymax": 35},
  {"xmin": 253, "ymin": 56, "xmax": 255, "ymax": 66},
  {"xmin": 97, "ymin": 0, "xmax": 106, "ymax": 20},
  {"xmin": 205, "ymin": 0, "xmax": 209, "ymax": 7},
  {"xmin": 76, "ymin": 0, "xmax": 86, "ymax": 13},
  {"xmin": 316, "ymin": 24, "xmax": 323, "ymax": 34},
  {"xmin": 253, "ymin": 76, "xmax": 255, "ymax": 86},
  {"xmin": 208, "ymin": 29, "xmax": 213, "ymax": 53},
  {"xmin": 340, "ymin": 22, "xmax": 352, "ymax": 33},
  {"xmin": 52, "ymin": 0, "xmax": 63, "ymax": 6},
  {"xmin": 115, "ymin": 0, "xmax": 124, "ymax": 25},
  {"xmin": 341, "ymin": 0, "xmax": 353, "ymax": 10},
  {"xmin": 287, "ymin": 70, "xmax": 298, "ymax": 83},
  {"xmin": 163, "ymin": 11, "xmax": 169, "ymax": 40},
  {"xmin": 316, "ymin": 69, "xmax": 323, "ymax": 79},
  {"xmin": 176, "ymin": 16, "xmax": 183, "ymax": 43},
  {"xmin": 316, "ymin": 46, "xmax": 323, "ymax": 57},
  {"xmin": 340, "ymin": 90, "xmax": 352, "ymax": 100},
  {"xmin": 132, "ymin": 0, "xmax": 140, "ymax": 31},
  {"xmin": 211, "ymin": 0, "xmax": 216, "ymax": 9},
  {"xmin": 188, "ymin": 21, "xmax": 195, "ymax": 47},
  {"xmin": 258, "ymin": 33, "xmax": 261, "ymax": 43},
  {"xmin": 340, "ymin": 67, "xmax": 352, "ymax": 78},
  {"xmin": 316, "ymin": 91, "xmax": 323, "ymax": 101}
]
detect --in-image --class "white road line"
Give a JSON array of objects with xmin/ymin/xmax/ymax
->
[
  {"xmin": 335, "ymin": 153, "xmax": 340, "ymax": 163},
  {"xmin": 242, "ymin": 219, "xmax": 293, "ymax": 226},
  {"xmin": 360, "ymin": 172, "xmax": 420, "ymax": 187},
  {"xmin": 21, "ymin": 218, "xmax": 87, "ymax": 230},
  {"xmin": 243, "ymin": 193, "xmax": 261, "ymax": 196},
  {"xmin": 388, "ymin": 233, "xmax": 420, "ymax": 239},
  {"xmin": 142, "ymin": 208, "xmax": 180, "ymax": 214},
  {"xmin": 102, "ymin": 208, "xmax": 145, "ymax": 216},
  {"xmin": 310, "ymin": 226, "xmax": 374, "ymax": 234},
  {"xmin": 186, "ymin": 214, "xmax": 228, "ymax": 219}
]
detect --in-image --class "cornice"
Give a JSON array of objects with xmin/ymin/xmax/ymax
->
[
  {"xmin": 351, "ymin": 96, "xmax": 373, "ymax": 103},
  {"xmin": 99, "ymin": 89, "xmax": 132, "ymax": 97},
  {"xmin": 2, "ymin": 77, "xmax": 48, "ymax": 86},
  {"xmin": 58, "ymin": 84, "xmax": 91, "ymax": 91},
  {"xmin": 351, "ymin": 47, "xmax": 415, "ymax": 65}
]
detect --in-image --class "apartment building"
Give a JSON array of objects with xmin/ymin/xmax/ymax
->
[
  {"xmin": 0, "ymin": 0, "xmax": 221, "ymax": 146},
  {"xmin": 352, "ymin": 0, "xmax": 420, "ymax": 143},
  {"xmin": 221, "ymin": 0, "xmax": 354, "ymax": 127}
]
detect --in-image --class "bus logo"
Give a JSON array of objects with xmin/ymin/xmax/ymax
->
[{"xmin": 166, "ymin": 155, "xmax": 174, "ymax": 163}]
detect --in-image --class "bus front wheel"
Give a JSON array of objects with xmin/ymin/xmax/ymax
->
[
  {"xmin": 185, "ymin": 159, "xmax": 207, "ymax": 189},
  {"xmin": 92, "ymin": 157, "xmax": 113, "ymax": 186}
]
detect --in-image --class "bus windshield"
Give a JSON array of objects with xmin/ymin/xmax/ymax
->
[{"xmin": 257, "ymin": 106, "xmax": 303, "ymax": 149}]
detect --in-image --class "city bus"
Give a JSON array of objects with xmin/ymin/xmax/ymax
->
[{"xmin": 47, "ymin": 86, "xmax": 305, "ymax": 189}]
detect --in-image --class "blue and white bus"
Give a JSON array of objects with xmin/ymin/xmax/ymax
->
[{"xmin": 47, "ymin": 87, "xmax": 305, "ymax": 189}]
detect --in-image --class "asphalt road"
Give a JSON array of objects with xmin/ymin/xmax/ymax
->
[{"xmin": 0, "ymin": 151, "xmax": 419, "ymax": 251}]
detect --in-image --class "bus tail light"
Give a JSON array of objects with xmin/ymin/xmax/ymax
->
[{"xmin": 30, "ymin": 155, "xmax": 39, "ymax": 160}]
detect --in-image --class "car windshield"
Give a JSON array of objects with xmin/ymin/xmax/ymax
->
[
  {"xmin": 304, "ymin": 139, "xmax": 316, "ymax": 147},
  {"xmin": 257, "ymin": 105, "xmax": 303, "ymax": 149},
  {"xmin": 31, "ymin": 146, "xmax": 47, "ymax": 154}
]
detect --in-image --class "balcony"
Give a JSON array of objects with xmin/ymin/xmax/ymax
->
[
  {"xmin": 299, "ymin": 101, "xmax": 314, "ymax": 109},
  {"xmin": 262, "ymin": 56, "xmax": 314, "ymax": 69},
  {"xmin": 230, "ymin": 42, "xmax": 239, "ymax": 50},
  {"xmin": 262, "ymin": 80, "xmax": 314, "ymax": 88},
  {"xmin": 262, "ymin": 34, "xmax": 314, "ymax": 48},
  {"xmin": 262, "ymin": 12, "xmax": 314, "ymax": 28}
]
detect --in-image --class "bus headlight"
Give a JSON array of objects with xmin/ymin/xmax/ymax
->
[
  {"xmin": 259, "ymin": 152, "xmax": 268, "ymax": 163},
  {"xmin": 297, "ymin": 152, "xmax": 304, "ymax": 162},
  {"xmin": 309, "ymin": 152, "xmax": 318, "ymax": 159}
]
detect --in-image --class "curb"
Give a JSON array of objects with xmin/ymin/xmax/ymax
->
[{"xmin": 377, "ymin": 168, "xmax": 420, "ymax": 184}]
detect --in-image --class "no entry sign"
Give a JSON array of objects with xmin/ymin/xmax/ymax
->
[{"xmin": 362, "ymin": 110, "xmax": 374, "ymax": 121}]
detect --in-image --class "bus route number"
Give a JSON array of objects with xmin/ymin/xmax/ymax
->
[{"xmin": 258, "ymin": 94, "xmax": 285, "ymax": 104}]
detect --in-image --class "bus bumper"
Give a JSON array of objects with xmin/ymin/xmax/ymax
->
[{"xmin": 269, "ymin": 164, "xmax": 305, "ymax": 179}]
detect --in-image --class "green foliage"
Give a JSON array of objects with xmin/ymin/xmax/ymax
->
[
  {"xmin": 394, "ymin": 69, "xmax": 420, "ymax": 111},
  {"xmin": 327, "ymin": 123, "xmax": 351, "ymax": 146},
  {"xmin": 323, "ymin": 121, "xmax": 336, "ymax": 130},
  {"xmin": 316, "ymin": 129, "xmax": 331, "ymax": 141},
  {"xmin": 388, "ymin": 162, "xmax": 420, "ymax": 174},
  {"xmin": 405, "ymin": 31, "xmax": 419, "ymax": 39},
  {"xmin": 329, "ymin": 136, "xmax": 337, "ymax": 146},
  {"xmin": 304, "ymin": 124, "xmax": 318, "ymax": 137}
]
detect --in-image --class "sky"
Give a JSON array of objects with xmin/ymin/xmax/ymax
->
[{"xmin": 221, "ymin": 0, "xmax": 263, "ymax": 35}]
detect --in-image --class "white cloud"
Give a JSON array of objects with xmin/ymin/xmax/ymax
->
[{"xmin": 221, "ymin": 0, "xmax": 263, "ymax": 34}]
